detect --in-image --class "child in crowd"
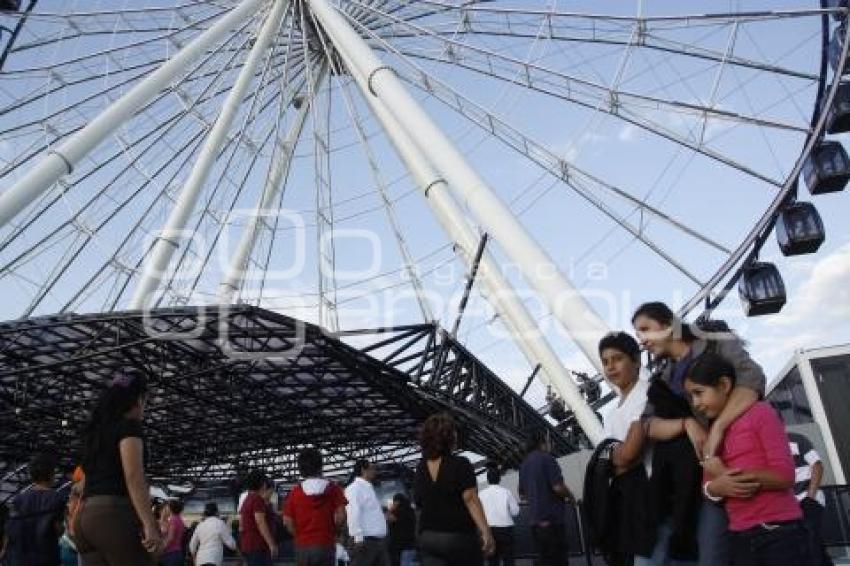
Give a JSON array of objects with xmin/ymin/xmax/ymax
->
[{"xmin": 685, "ymin": 352, "xmax": 811, "ymax": 565}]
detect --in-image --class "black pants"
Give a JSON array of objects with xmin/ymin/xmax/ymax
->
[
  {"xmin": 801, "ymin": 498, "xmax": 834, "ymax": 566},
  {"xmin": 487, "ymin": 527, "xmax": 514, "ymax": 566},
  {"xmin": 730, "ymin": 520, "xmax": 811, "ymax": 566},
  {"xmin": 417, "ymin": 530, "xmax": 481, "ymax": 566},
  {"xmin": 531, "ymin": 523, "xmax": 568, "ymax": 566}
]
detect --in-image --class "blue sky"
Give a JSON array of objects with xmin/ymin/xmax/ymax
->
[{"xmin": 1, "ymin": 1, "xmax": 849, "ymax": 410}]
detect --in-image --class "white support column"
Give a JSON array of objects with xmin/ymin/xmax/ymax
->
[
  {"xmin": 306, "ymin": 0, "xmax": 611, "ymax": 372},
  {"xmin": 218, "ymin": 64, "xmax": 327, "ymax": 303},
  {"xmin": 356, "ymin": 72, "xmax": 605, "ymax": 445},
  {"xmin": 0, "ymin": 0, "xmax": 268, "ymax": 230},
  {"xmin": 130, "ymin": 0, "xmax": 289, "ymax": 309}
]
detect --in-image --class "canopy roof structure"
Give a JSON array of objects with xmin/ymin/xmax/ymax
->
[{"xmin": 0, "ymin": 305, "xmax": 575, "ymax": 500}]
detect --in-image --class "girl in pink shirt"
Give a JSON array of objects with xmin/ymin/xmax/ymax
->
[{"xmin": 684, "ymin": 352, "xmax": 810, "ymax": 566}]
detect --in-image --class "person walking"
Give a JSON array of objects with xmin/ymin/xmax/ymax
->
[
  {"xmin": 188, "ymin": 502, "xmax": 238, "ymax": 566},
  {"xmin": 282, "ymin": 448, "xmax": 348, "ymax": 566},
  {"xmin": 159, "ymin": 500, "xmax": 186, "ymax": 566},
  {"xmin": 518, "ymin": 434, "xmax": 574, "ymax": 566},
  {"xmin": 3, "ymin": 452, "xmax": 65, "ymax": 566},
  {"xmin": 73, "ymin": 369, "xmax": 162, "ymax": 565},
  {"xmin": 386, "ymin": 494, "xmax": 415, "ymax": 566},
  {"xmin": 240, "ymin": 471, "xmax": 278, "ymax": 566},
  {"xmin": 631, "ymin": 302, "xmax": 767, "ymax": 565},
  {"xmin": 478, "ymin": 465, "xmax": 519, "ymax": 566},
  {"xmin": 788, "ymin": 432, "xmax": 834, "ymax": 566},
  {"xmin": 345, "ymin": 460, "xmax": 389, "ymax": 566},
  {"xmin": 413, "ymin": 413, "xmax": 495, "ymax": 566}
]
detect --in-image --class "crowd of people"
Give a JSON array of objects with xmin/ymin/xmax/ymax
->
[{"xmin": 0, "ymin": 301, "xmax": 837, "ymax": 566}]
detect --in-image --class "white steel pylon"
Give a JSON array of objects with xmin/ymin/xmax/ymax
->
[
  {"xmin": 306, "ymin": 0, "xmax": 612, "ymax": 374},
  {"xmin": 218, "ymin": 63, "xmax": 328, "ymax": 304},
  {"xmin": 352, "ymin": 70, "xmax": 606, "ymax": 445},
  {"xmin": 130, "ymin": 0, "xmax": 291, "ymax": 309},
  {"xmin": 0, "ymin": 0, "xmax": 267, "ymax": 232}
]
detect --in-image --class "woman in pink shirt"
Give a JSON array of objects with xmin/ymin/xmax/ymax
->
[
  {"xmin": 684, "ymin": 352, "xmax": 810, "ymax": 566},
  {"xmin": 159, "ymin": 500, "xmax": 186, "ymax": 566}
]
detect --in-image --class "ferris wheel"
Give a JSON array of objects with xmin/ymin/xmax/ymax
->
[{"xmin": 1, "ymin": 0, "xmax": 849, "ymax": 442}]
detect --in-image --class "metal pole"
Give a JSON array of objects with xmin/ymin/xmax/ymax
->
[
  {"xmin": 0, "ymin": 0, "xmax": 268, "ymax": 231},
  {"xmin": 344, "ymin": 52, "xmax": 605, "ymax": 444},
  {"xmin": 130, "ymin": 0, "xmax": 289, "ymax": 309},
  {"xmin": 306, "ymin": 0, "xmax": 611, "ymax": 375},
  {"xmin": 218, "ymin": 64, "xmax": 327, "ymax": 303},
  {"xmin": 450, "ymin": 233, "xmax": 489, "ymax": 338}
]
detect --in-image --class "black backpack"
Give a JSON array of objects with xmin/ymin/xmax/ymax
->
[{"xmin": 582, "ymin": 438, "xmax": 619, "ymax": 550}]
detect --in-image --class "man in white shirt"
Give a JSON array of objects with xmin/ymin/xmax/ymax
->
[
  {"xmin": 601, "ymin": 332, "xmax": 651, "ymax": 476},
  {"xmin": 345, "ymin": 460, "xmax": 389, "ymax": 566},
  {"xmin": 189, "ymin": 502, "xmax": 238, "ymax": 566},
  {"xmin": 478, "ymin": 465, "xmax": 519, "ymax": 566},
  {"xmin": 789, "ymin": 432, "xmax": 834, "ymax": 566}
]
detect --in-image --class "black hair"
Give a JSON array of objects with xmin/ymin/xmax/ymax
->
[
  {"xmin": 524, "ymin": 432, "xmax": 546, "ymax": 455},
  {"xmin": 486, "ymin": 465, "xmax": 501, "ymax": 485},
  {"xmin": 29, "ymin": 452, "xmax": 57, "ymax": 484},
  {"xmin": 167, "ymin": 499, "xmax": 183, "ymax": 514},
  {"xmin": 631, "ymin": 301, "xmax": 697, "ymax": 342},
  {"xmin": 298, "ymin": 448, "xmax": 323, "ymax": 478},
  {"xmin": 83, "ymin": 368, "xmax": 148, "ymax": 463},
  {"xmin": 204, "ymin": 502, "xmax": 219, "ymax": 517},
  {"xmin": 419, "ymin": 413, "xmax": 458, "ymax": 460},
  {"xmin": 353, "ymin": 459, "xmax": 371, "ymax": 478},
  {"xmin": 686, "ymin": 352, "xmax": 736, "ymax": 388},
  {"xmin": 598, "ymin": 331, "xmax": 641, "ymax": 362},
  {"xmin": 244, "ymin": 469, "xmax": 269, "ymax": 491}
]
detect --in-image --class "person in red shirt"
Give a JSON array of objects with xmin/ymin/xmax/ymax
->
[
  {"xmin": 283, "ymin": 448, "xmax": 347, "ymax": 566},
  {"xmin": 240, "ymin": 471, "xmax": 278, "ymax": 566},
  {"xmin": 685, "ymin": 352, "xmax": 811, "ymax": 565}
]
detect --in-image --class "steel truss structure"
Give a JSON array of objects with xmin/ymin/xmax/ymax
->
[{"xmin": 0, "ymin": 305, "xmax": 573, "ymax": 501}]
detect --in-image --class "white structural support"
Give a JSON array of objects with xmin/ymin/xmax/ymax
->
[
  {"xmin": 357, "ymin": 81, "xmax": 605, "ymax": 444},
  {"xmin": 218, "ymin": 64, "xmax": 327, "ymax": 304},
  {"xmin": 130, "ymin": 0, "xmax": 288, "ymax": 309},
  {"xmin": 306, "ymin": 0, "xmax": 612, "ymax": 372},
  {"xmin": 0, "ymin": 0, "xmax": 267, "ymax": 231}
]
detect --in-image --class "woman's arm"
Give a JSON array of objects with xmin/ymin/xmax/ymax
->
[
  {"xmin": 705, "ymin": 386, "xmax": 758, "ymax": 459},
  {"xmin": 749, "ymin": 404, "xmax": 795, "ymax": 492},
  {"xmin": 462, "ymin": 488, "xmax": 495, "ymax": 555},
  {"xmin": 161, "ymin": 518, "xmax": 178, "ymax": 550},
  {"xmin": 254, "ymin": 510, "xmax": 277, "ymax": 556},
  {"xmin": 119, "ymin": 437, "xmax": 161, "ymax": 553}
]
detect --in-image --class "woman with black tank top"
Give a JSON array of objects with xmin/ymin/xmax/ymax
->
[
  {"xmin": 413, "ymin": 413, "xmax": 495, "ymax": 566},
  {"xmin": 73, "ymin": 369, "xmax": 162, "ymax": 565}
]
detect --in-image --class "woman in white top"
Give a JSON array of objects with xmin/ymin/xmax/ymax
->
[{"xmin": 189, "ymin": 502, "xmax": 238, "ymax": 566}]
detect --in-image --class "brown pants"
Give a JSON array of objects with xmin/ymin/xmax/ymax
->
[{"xmin": 73, "ymin": 496, "xmax": 155, "ymax": 566}]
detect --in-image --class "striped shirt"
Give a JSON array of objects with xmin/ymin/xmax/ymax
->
[{"xmin": 788, "ymin": 432, "xmax": 826, "ymax": 506}]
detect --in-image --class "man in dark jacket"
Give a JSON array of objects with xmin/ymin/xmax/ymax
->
[
  {"xmin": 3, "ymin": 453, "xmax": 65, "ymax": 566},
  {"xmin": 518, "ymin": 435, "xmax": 575, "ymax": 566}
]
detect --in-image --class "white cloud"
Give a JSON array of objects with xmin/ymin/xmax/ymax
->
[{"xmin": 745, "ymin": 242, "xmax": 850, "ymax": 378}]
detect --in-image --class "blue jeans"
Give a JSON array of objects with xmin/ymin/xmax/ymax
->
[
  {"xmin": 729, "ymin": 520, "xmax": 810, "ymax": 565},
  {"xmin": 399, "ymin": 549, "xmax": 416, "ymax": 566},
  {"xmin": 634, "ymin": 502, "xmax": 729, "ymax": 566}
]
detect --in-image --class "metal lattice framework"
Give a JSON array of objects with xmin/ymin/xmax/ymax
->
[
  {"xmin": 0, "ymin": 305, "xmax": 573, "ymax": 500},
  {"xmin": 0, "ymin": 0, "xmax": 847, "ymax": 493}
]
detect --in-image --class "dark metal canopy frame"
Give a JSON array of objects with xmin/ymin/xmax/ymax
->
[{"xmin": 0, "ymin": 305, "xmax": 575, "ymax": 502}]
